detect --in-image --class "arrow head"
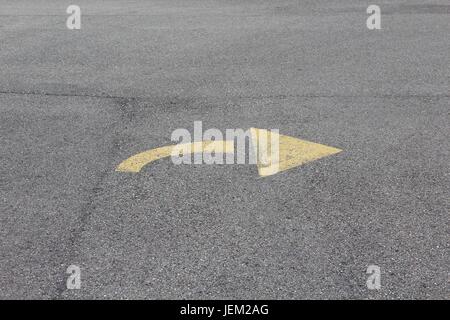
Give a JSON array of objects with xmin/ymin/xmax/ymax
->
[{"xmin": 250, "ymin": 128, "xmax": 342, "ymax": 177}]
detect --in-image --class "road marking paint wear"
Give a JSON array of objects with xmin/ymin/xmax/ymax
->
[{"xmin": 116, "ymin": 128, "xmax": 342, "ymax": 177}]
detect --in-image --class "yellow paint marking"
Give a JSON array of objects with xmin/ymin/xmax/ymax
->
[
  {"xmin": 116, "ymin": 128, "xmax": 342, "ymax": 176},
  {"xmin": 250, "ymin": 128, "xmax": 342, "ymax": 177},
  {"xmin": 116, "ymin": 140, "xmax": 235, "ymax": 173}
]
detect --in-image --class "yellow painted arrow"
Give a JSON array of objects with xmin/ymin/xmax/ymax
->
[
  {"xmin": 250, "ymin": 128, "xmax": 342, "ymax": 177},
  {"xmin": 116, "ymin": 128, "xmax": 342, "ymax": 177}
]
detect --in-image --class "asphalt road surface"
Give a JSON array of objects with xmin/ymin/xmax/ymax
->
[{"xmin": 1, "ymin": 0, "xmax": 449, "ymax": 299}]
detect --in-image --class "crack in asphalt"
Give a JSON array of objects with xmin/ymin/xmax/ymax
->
[{"xmin": 53, "ymin": 97, "xmax": 139, "ymax": 299}]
